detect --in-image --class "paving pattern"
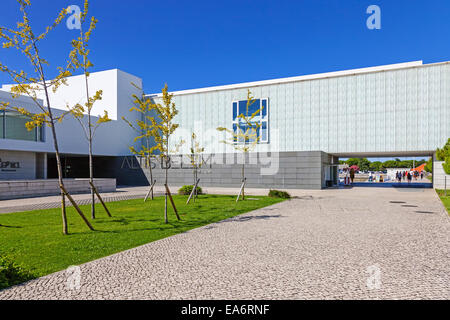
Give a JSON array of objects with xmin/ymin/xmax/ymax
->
[
  {"xmin": 0, "ymin": 193, "xmax": 160, "ymax": 213},
  {"xmin": 0, "ymin": 187, "xmax": 448, "ymax": 300},
  {"xmin": 0, "ymin": 187, "xmax": 165, "ymax": 214}
]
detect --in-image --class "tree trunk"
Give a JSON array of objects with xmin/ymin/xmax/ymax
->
[
  {"xmin": 32, "ymin": 38, "xmax": 91, "ymax": 234},
  {"xmin": 89, "ymin": 141, "xmax": 95, "ymax": 219},
  {"xmin": 164, "ymin": 155, "xmax": 168, "ymax": 224},
  {"xmin": 242, "ymin": 162, "xmax": 245, "ymax": 200},
  {"xmin": 84, "ymin": 64, "xmax": 96, "ymax": 220},
  {"xmin": 193, "ymin": 167, "xmax": 196, "ymax": 202},
  {"xmin": 46, "ymin": 97, "xmax": 68, "ymax": 234},
  {"xmin": 61, "ymin": 188, "xmax": 67, "ymax": 235},
  {"xmin": 147, "ymin": 155, "xmax": 154, "ymax": 200}
]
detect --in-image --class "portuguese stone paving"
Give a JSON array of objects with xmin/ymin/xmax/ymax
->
[{"xmin": 0, "ymin": 187, "xmax": 448, "ymax": 299}]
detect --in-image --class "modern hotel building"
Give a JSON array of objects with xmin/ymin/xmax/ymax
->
[{"xmin": 1, "ymin": 61, "xmax": 449, "ymax": 190}]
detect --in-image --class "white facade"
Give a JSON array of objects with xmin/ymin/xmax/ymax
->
[
  {"xmin": 0, "ymin": 69, "xmax": 142, "ymax": 157},
  {"xmin": 149, "ymin": 60, "xmax": 450, "ymax": 157},
  {"xmin": 0, "ymin": 61, "xmax": 449, "ymax": 184}
]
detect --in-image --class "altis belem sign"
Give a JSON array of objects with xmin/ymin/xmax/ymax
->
[{"xmin": 0, "ymin": 158, "xmax": 21, "ymax": 172}]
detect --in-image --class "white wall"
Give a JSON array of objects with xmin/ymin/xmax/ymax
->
[
  {"xmin": 0, "ymin": 69, "xmax": 143, "ymax": 156},
  {"xmin": 433, "ymin": 161, "xmax": 450, "ymax": 190},
  {"xmin": 150, "ymin": 62, "xmax": 450, "ymax": 156}
]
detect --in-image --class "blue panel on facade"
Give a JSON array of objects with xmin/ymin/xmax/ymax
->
[{"xmin": 238, "ymin": 99, "xmax": 260, "ymax": 117}]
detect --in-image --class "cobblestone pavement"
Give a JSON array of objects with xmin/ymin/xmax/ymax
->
[
  {"xmin": 0, "ymin": 187, "xmax": 448, "ymax": 300},
  {"xmin": 0, "ymin": 186, "xmax": 167, "ymax": 214}
]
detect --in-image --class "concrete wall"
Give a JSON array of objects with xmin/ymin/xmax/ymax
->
[
  {"xmin": 0, "ymin": 178, "xmax": 116, "ymax": 200},
  {"xmin": 139, "ymin": 151, "xmax": 332, "ymax": 190},
  {"xmin": 433, "ymin": 160, "xmax": 450, "ymax": 190}
]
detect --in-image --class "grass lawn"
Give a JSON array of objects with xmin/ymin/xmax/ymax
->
[
  {"xmin": 0, "ymin": 194, "xmax": 284, "ymax": 285},
  {"xmin": 436, "ymin": 189, "xmax": 450, "ymax": 214}
]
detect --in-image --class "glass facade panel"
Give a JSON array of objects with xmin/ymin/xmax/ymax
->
[
  {"xmin": 238, "ymin": 99, "xmax": 260, "ymax": 117},
  {"xmin": 262, "ymin": 99, "xmax": 267, "ymax": 118},
  {"xmin": 261, "ymin": 121, "xmax": 267, "ymax": 142}
]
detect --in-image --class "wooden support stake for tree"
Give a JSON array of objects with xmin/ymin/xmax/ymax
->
[
  {"xmin": 186, "ymin": 178, "xmax": 201, "ymax": 205},
  {"xmin": 236, "ymin": 178, "xmax": 246, "ymax": 202},
  {"xmin": 144, "ymin": 180, "xmax": 157, "ymax": 202},
  {"xmin": 60, "ymin": 185, "xmax": 95, "ymax": 231},
  {"xmin": 88, "ymin": 181, "xmax": 112, "ymax": 217},
  {"xmin": 164, "ymin": 183, "xmax": 180, "ymax": 220},
  {"xmin": 61, "ymin": 191, "xmax": 68, "ymax": 235}
]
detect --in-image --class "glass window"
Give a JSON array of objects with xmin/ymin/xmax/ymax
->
[
  {"xmin": 4, "ymin": 110, "xmax": 38, "ymax": 142},
  {"xmin": 238, "ymin": 99, "xmax": 260, "ymax": 117},
  {"xmin": 261, "ymin": 121, "xmax": 267, "ymax": 142},
  {"xmin": 262, "ymin": 99, "xmax": 267, "ymax": 118},
  {"xmin": 232, "ymin": 98, "xmax": 268, "ymax": 144},
  {"xmin": 232, "ymin": 123, "xmax": 237, "ymax": 143},
  {"xmin": 232, "ymin": 102, "xmax": 237, "ymax": 120},
  {"xmin": 37, "ymin": 124, "xmax": 44, "ymax": 142}
]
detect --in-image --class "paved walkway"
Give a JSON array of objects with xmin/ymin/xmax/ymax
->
[
  {"xmin": 0, "ymin": 187, "xmax": 448, "ymax": 299},
  {"xmin": 0, "ymin": 186, "xmax": 158, "ymax": 214},
  {"xmin": 0, "ymin": 185, "xmax": 277, "ymax": 214}
]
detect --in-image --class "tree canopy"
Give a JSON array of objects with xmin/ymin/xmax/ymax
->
[{"xmin": 342, "ymin": 158, "xmax": 427, "ymax": 171}]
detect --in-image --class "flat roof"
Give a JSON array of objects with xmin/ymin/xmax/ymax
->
[{"xmin": 147, "ymin": 60, "xmax": 449, "ymax": 97}]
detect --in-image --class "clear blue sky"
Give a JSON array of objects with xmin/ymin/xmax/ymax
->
[{"xmin": 0, "ymin": 0, "xmax": 449, "ymax": 95}]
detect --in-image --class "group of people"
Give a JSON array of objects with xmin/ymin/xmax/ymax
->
[
  {"xmin": 368, "ymin": 172, "xmax": 384, "ymax": 182},
  {"xmin": 395, "ymin": 170, "xmax": 423, "ymax": 183}
]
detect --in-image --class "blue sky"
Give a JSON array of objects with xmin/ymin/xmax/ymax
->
[
  {"xmin": 0, "ymin": 0, "xmax": 449, "ymax": 94},
  {"xmin": 0, "ymin": 0, "xmax": 446, "ymax": 161}
]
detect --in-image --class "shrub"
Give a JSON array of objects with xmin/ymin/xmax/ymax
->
[
  {"xmin": 436, "ymin": 138, "xmax": 450, "ymax": 174},
  {"xmin": 178, "ymin": 185, "xmax": 203, "ymax": 195},
  {"xmin": 0, "ymin": 254, "xmax": 35, "ymax": 290},
  {"xmin": 268, "ymin": 189, "xmax": 291, "ymax": 199},
  {"xmin": 424, "ymin": 157, "xmax": 433, "ymax": 173}
]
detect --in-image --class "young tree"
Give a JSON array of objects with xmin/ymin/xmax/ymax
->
[
  {"xmin": 67, "ymin": 0, "xmax": 111, "ymax": 219},
  {"xmin": 0, "ymin": 0, "xmax": 93, "ymax": 234},
  {"xmin": 436, "ymin": 138, "xmax": 450, "ymax": 174},
  {"xmin": 148, "ymin": 84, "xmax": 184, "ymax": 223},
  {"xmin": 187, "ymin": 132, "xmax": 205, "ymax": 200},
  {"xmin": 122, "ymin": 84, "xmax": 160, "ymax": 200},
  {"xmin": 217, "ymin": 89, "xmax": 263, "ymax": 200},
  {"xmin": 424, "ymin": 157, "xmax": 433, "ymax": 173}
]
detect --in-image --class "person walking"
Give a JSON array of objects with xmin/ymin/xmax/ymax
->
[
  {"xmin": 421, "ymin": 172, "xmax": 424, "ymax": 180},
  {"xmin": 407, "ymin": 171, "xmax": 412, "ymax": 184},
  {"xmin": 350, "ymin": 167, "xmax": 355, "ymax": 185}
]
